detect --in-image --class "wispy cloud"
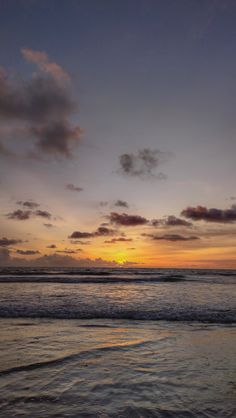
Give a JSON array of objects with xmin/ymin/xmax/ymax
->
[
  {"xmin": 34, "ymin": 210, "xmax": 52, "ymax": 219},
  {"xmin": 16, "ymin": 249, "xmax": 40, "ymax": 255},
  {"xmin": 66, "ymin": 183, "xmax": 83, "ymax": 192},
  {"xmin": 114, "ymin": 200, "xmax": 129, "ymax": 208},
  {"xmin": 56, "ymin": 249, "xmax": 83, "ymax": 254},
  {"xmin": 119, "ymin": 148, "xmax": 171, "ymax": 179},
  {"xmin": 104, "ymin": 237, "xmax": 133, "ymax": 244},
  {"xmin": 151, "ymin": 216, "xmax": 192, "ymax": 227},
  {"xmin": 17, "ymin": 200, "xmax": 40, "ymax": 209},
  {"xmin": 21, "ymin": 48, "xmax": 69, "ymax": 82},
  {"xmin": 142, "ymin": 233, "xmax": 199, "ymax": 242},
  {"xmin": 99, "ymin": 201, "xmax": 108, "ymax": 207}
]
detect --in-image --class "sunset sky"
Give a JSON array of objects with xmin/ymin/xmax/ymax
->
[{"xmin": 1, "ymin": 0, "xmax": 236, "ymax": 268}]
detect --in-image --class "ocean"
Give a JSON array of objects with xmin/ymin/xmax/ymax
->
[{"xmin": 0, "ymin": 268, "xmax": 235, "ymax": 417}]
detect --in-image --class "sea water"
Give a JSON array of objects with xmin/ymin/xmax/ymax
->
[{"xmin": 0, "ymin": 268, "xmax": 235, "ymax": 417}]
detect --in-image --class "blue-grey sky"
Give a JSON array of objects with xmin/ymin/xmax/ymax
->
[{"xmin": 1, "ymin": 0, "xmax": 236, "ymax": 267}]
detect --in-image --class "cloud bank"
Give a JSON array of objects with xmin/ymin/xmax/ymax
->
[
  {"xmin": 0, "ymin": 250, "xmax": 135, "ymax": 267},
  {"xmin": 181, "ymin": 205, "xmax": 236, "ymax": 223}
]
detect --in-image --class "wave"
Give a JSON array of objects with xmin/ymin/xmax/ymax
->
[
  {"xmin": 0, "ymin": 307, "xmax": 235, "ymax": 323},
  {"xmin": 0, "ymin": 268, "xmax": 113, "ymax": 276},
  {"xmin": 0, "ymin": 267, "xmax": 235, "ymax": 285},
  {"xmin": 0, "ymin": 267, "xmax": 235, "ymax": 276},
  {"xmin": 0, "ymin": 340, "xmax": 151, "ymax": 377},
  {"xmin": 0, "ymin": 274, "xmax": 187, "ymax": 284}
]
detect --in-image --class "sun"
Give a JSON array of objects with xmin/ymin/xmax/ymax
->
[{"xmin": 115, "ymin": 252, "xmax": 127, "ymax": 266}]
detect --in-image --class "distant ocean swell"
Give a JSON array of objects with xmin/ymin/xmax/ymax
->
[
  {"xmin": 1, "ymin": 267, "xmax": 236, "ymax": 277},
  {"xmin": 0, "ymin": 272, "xmax": 235, "ymax": 284},
  {"xmin": 0, "ymin": 274, "xmax": 188, "ymax": 284},
  {"xmin": 0, "ymin": 267, "xmax": 235, "ymax": 324}
]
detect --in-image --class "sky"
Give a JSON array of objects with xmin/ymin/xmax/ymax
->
[{"xmin": 0, "ymin": 0, "xmax": 236, "ymax": 268}]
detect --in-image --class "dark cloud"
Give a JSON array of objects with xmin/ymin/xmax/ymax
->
[
  {"xmin": 114, "ymin": 200, "xmax": 129, "ymax": 208},
  {"xmin": 6, "ymin": 209, "xmax": 32, "ymax": 220},
  {"xmin": 104, "ymin": 237, "xmax": 133, "ymax": 244},
  {"xmin": 47, "ymin": 244, "xmax": 57, "ymax": 248},
  {"xmin": 0, "ymin": 237, "xmax": 23, "ymax": 247},
  {"xmin": 151, "ymin": 216, "xmax": 192, "ymax": 227},
  {"xmin": 143, "ymin": 233, "xmax": 199, "ymax": 242},
  {"xmin": 75, "ymin": 212, "xmax": 191, "ymax": 233},
  {"xmin": 66, "ymin": 183, "xmax": 83, "ymax": 192},
  {"xmin": 119, "ymin": 148, "xmax": 171, "ymax": 179},
  {"xmin": 56, "ymin": 249, "xmax": 83, "ymax": 254},
  {"xmin": 95, "ymin": 226, "xmax": 116, "ymax": 236},
  {"xmin": 181, "ymin": 205, "xmax": 236, "ymax": 223},
  {"xmin": 6, "ymin": 208, "xmax": 53, "ymax": 221},
  {"xmin": 108, "ymin": 212, "xmax": 148, "ymax": 226},
  {"xmin": 32, "ymin": 121, "xmax": 83, "ymax": 156},
  {"xmin": 0, "ymin": 51, "xmax": 82, "ymax": 157},
  {"xmin": 69, "ymin": 231, "xmax": 94, "ymax": 239},
  {"xmin": 16, "ymin": 249, "xmax": 40, "ymax": 255},
  {"xmin": 69, "ymin": 226, "xmax": 117, "ymax": 240},
  {"xmin": 0, "ymin": 70, "xmax": 70, "ymax": 121},
  {"xmin": 99, "ymin": 201, "xmax": 108, "ymax": 207},
  {"xmin": 35, "ymin": 209, "xmax": 52, "ymax": 219},
  {"xmin": 17, "ymin": 200, "xmax": 40, "ymax": 209},
  {"xmin": 44, "ymin": 223, "xmax": 55, "ymax": 228},
  {"xmin": 164, "ymin": 216, "xmax": 192, "ymax": 227}
]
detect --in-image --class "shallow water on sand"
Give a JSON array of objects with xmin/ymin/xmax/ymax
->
[{"xmin": 0, "ymin": 319, "xmax": 235, "ymax": 417}]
